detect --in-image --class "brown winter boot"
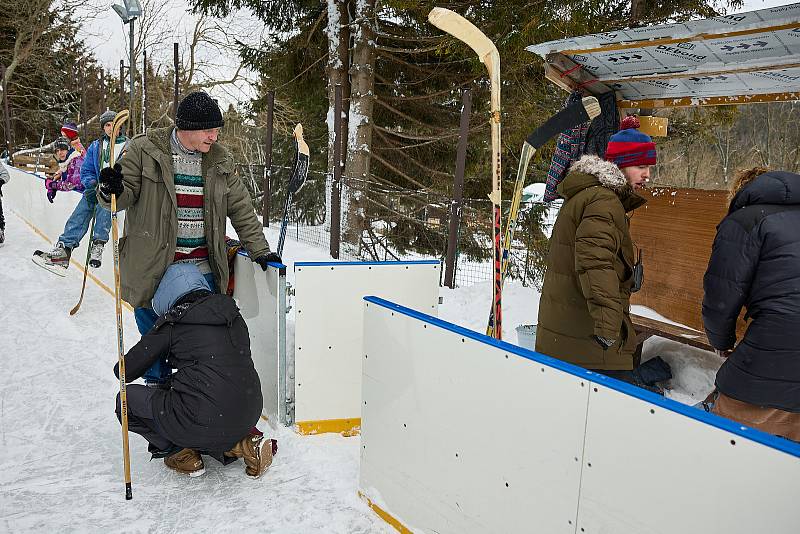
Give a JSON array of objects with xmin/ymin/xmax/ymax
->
[
  {"xmin": 164, "ymin": 448, "xmax": 206, "ymax": 477},
  {"xmin": 224, "ymin": 435, "xmax": 276, "ymax": 478}
]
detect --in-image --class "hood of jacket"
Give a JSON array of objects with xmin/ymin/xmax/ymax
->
[
  {"xmin": 729, "ymin": 170, "xmax": 800, "ymax": 213},
  {"xmin": 157, "ymin": 293, "xmax": 241, "ymax": 328},
  {"xmin": 558, "ymin": 155, "xmax": 645, "ymax": 211},
  {"xmin": 151, "ymin": 263, "xmax": 212, "ymax": 316}
]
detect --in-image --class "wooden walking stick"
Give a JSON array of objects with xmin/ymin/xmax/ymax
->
[{"xmin": 108, "ymin": 109, "xmax": 133, "ymax": 500}]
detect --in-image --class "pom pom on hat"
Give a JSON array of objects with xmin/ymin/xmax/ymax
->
[
  {"xmin": 605, "ymin": 115, "xmax": 656, "ymax": 169},
  {"xmin": 61, "ymin": 122, "xmax": 79, "ymax": 141}
]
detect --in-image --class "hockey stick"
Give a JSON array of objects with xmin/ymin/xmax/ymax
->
[
  {"xmin": 429, "ymin": 7, "xmax": 504, "ymax": 339},
  {"xmin": 277, "ymin": 123, "xmax": 310, "ymax": 257},
  {"xmin": 68, "ymin": 209, "xmax": 96, "ymax": 315},
  {"xmin": 108, "ymin": 109, "xmax": 133, "ymax": 500},
  {"xmin": 485, "ymin": 96, "xmax": 601, "ymax": 338}
]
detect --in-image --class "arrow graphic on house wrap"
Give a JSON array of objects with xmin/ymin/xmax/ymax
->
[
  {"xmin": 689, "ymin": 75, "xmax": 728, "ymax": 82},
  {"xmin": 722, "ymin": 41, "xmax": 768, "ymax": 51},
  {"xmin": 608, "ymin": 54, "xmax": 643, "ymax": 62}
]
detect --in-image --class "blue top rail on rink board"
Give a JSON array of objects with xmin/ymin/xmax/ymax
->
[{"xmin": 364, "ymin": 295, "xmax": 800, "ymax": 459}]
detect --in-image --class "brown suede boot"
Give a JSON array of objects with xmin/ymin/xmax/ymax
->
[
  {"xmin": 164, "ymin": 448, "xmax": 205, "ymax": 477},
  {"xmin": 224, "ymin": 435, "xmax": 276, "ymax": 478}
]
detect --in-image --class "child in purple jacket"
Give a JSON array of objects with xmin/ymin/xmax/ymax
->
[{"xmin": 45, "ymin": 135, "xmax": 85, "ymax": 203}]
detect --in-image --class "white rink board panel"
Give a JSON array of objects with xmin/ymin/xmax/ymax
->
[
  {"xmin": 232, "ymin": 252, "xmax": 286, "ymax": 425},
  {"xmin": 8, "ymin": 166, "xmax": 289, "ymax": 423},
  {"xmin": 4, "ymin": 166, "xmax": 122, "ymax": 291},
  {"xmin": 577, "ymin": 381, "xmax": 800, "ymax": 534},
  {"xmin": 293, "ymin": 261, "xmax": 440, "ymax": 425},
  {"xmin": 359, "ymin": 297, "xmax": 800, "ymax": 534},
  {"xmin": 360, "ymin": 297, "xmax": 589, "ymax": 534}
]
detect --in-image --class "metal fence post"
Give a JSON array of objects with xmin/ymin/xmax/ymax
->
[
  {"xmin": 263, "ymin": 91, "xmax": 274, "ymax": 227},
  {"xmin": 119, "ymin": 60, "xmax": 125, "ymax": 110},
  {"xmin": 80, "ymin": 67, "xmax": 86, "ymax": 139},
  {"xmin": 173, "ymin": 43, "xmax": 179, "ymax": 122},
  {"xmin": 444, "ymin": 89, "xmax": 472, "ymax": 288},
  {"xmin": 330, "ymin": 84, "xmax": 343, "ymax": 259},
  {"xmin": 2, "ymin": 65, "xmax": 13, "ymax": 153},
  {"xmin": 142, "ymin": 50, "xmax": 147, "ymax": 133}
]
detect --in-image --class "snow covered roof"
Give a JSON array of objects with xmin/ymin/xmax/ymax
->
[{"xmin": 527, "ymin": 3, "xmax": 800, "ymax": 108}]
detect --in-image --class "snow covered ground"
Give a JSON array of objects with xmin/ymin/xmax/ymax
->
[
  {"xmin": 0, "ymin": 211, "xmax": 392, "ymax": 533},
  {"xmin": 1, "ymin": 198, "xmax": 722, "ymax": 531}
]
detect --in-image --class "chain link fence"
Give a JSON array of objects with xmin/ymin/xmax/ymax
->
[{"xmin": 236, "ymin": 163, "xmax": 555, "ymax": 288}]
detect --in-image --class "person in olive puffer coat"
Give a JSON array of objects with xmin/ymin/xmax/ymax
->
[{"xmin": 536, "ymin": 116, "xmax": 657, "ymax": 378}]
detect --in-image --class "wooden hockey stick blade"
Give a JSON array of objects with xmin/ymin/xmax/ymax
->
[
  {"xmin": 288, "ymin": 123, "xmax": 310, "ymax": 195},
  {"xmin": 525, "ymin": 96, "xmax": 600, "ymax": 150},
  {"xmin": 428, "ymin": 8, "xmax": 499, "ymax": 74}
]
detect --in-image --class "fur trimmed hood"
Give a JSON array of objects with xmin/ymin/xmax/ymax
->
[{"xmin": 568, "ymin": 155, "xmax": 627, "ymax": 191}]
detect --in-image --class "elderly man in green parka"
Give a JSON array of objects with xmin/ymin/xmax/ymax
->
[
  {"xmin": 97, "ymin": 91, "xmax": 280, "ymax": 387},
  {"xmin": 536, "ymin": 117, "xmax": 668, "ymax": 386}
]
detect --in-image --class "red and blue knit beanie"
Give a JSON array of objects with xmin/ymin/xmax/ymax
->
[
  {"xmin": 61, "ymin": 122, "xmax": 79, "ymax": 141},
  {"xmin": 605, "ymin": 116, "xmax": 656, "ymax": 169}
]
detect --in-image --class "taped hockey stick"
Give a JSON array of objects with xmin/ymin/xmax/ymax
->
[
  {"xmin": 486, "ymin": 96, "xmax": 601, "ymax": 337},
  {"xmin": 429, "ymin": 7, "xmax": 504, "ymax": 339}
]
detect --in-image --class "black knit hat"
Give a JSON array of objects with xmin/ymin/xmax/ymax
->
[{"xmin": 175, "ymin": 91, "xmax": 224, "ymax": 131}]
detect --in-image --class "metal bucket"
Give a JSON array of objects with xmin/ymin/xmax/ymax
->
[{"xmin": 515, "ymin": 324, "xmax": 538, "ymax": 351}]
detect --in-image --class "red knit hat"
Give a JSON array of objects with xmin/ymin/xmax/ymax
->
[
  {"xmin": 605, "ymin": 116, "xmax": 657, "ymax": 169},
  {"xmin": 60, "ymin": 122, "xmax": 79, "ymax": 141}
]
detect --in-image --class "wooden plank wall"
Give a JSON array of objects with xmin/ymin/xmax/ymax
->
[{"xmin": 629, "ymin": 187, "xmax": 730, "ymax": 333}]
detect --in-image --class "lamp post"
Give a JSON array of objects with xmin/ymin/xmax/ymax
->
[{"xmin": 112, "ymin": 0, "xmax": 142, "ymax": 135}]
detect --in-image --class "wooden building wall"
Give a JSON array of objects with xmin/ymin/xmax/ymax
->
[{"xmin": 629, "ymin": 187, "xmax": 732, "ymax": 333}]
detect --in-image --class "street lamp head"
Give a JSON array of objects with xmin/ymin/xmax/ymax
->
[
  {"xmin": 124, "ymin": 0, "xmax": 142, "ymax": 18},
  {"xmin": 112, "ymin": 3, "xmax": 131, "ymax": 23}
]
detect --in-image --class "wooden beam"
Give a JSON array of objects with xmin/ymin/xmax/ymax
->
[
  {"xmin": 545, "ymin": 53, "xmax": 613, "ymax": 94},
  {"xmin": 599, "ymin": 61, "xmax": 800, "ymax": 84},
  {"xmin": 560, "ymin": 21, "xmax": 800, "ymax": 55},
  {"xmin": 618, "ymin": 91, "xmax": 800, "ymax": 108}
]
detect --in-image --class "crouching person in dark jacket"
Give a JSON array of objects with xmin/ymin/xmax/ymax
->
[
  {"xmin": 703, "ymin": 167, "xmax": 800, "ymax": 443},
  {"xmin": 114, "ymin": 263, "xmax": 277, "ymax": 477}
]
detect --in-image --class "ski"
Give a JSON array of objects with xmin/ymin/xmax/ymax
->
[
  {"xmin": 276, "ymin": 123, "xmax": 310, "ymax": 257},
  {"xmin": 429, "ymin": 7, "xmax": 504, "ymax": 339},
  {"xmin": 486, "ymin": 96, "xmax": 601, "ymax": 338}
]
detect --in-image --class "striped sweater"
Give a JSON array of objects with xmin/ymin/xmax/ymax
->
[{"xmin": 171, "ymin": 130, "xmax": 211, "ymax": 275}]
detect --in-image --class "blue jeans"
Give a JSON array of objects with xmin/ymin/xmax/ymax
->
[
  {"xmin": 58, "ymin": 191, "xmax": 111, "ymax": 248},
  {"xmin": 135, "ymin": 272, "xmax": 217, "ymax": 384}
]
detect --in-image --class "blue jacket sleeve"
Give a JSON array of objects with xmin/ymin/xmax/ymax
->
[
  {"xmin": 80, "ymin": 140, "xmax": 99, "ymax": 190},
  {"xmin": 702, "ymin": 217, "xmax": 759, "ymax": 350}
]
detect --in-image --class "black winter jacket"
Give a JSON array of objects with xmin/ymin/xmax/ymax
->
[
  {"xmin": 702, "ymin": 170, "xmax": 800, "ymax": 412},
  {"xmin": 115, "ymin": 293, "xmax": 263, "ymax": 451}
]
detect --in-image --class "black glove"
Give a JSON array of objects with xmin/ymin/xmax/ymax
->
[
  {"xmin": 99, "ymin": 163, "xmax": 124, "ymax": 199},
  {"xmin": 254, "ymin": 252, "xmax": 282, "ymax": 271},
  {"xmin": 593, "ymin": 335, "xmax": 616, "ymax": 350}
]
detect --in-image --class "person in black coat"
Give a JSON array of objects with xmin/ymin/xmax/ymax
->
[
  {"xmin": 114, "ymin": 263, "xmax": 276, "ymax": 477},
  {"xmin": 703, "ymin": 167, "xmax": 800, "ymax": 442}
]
